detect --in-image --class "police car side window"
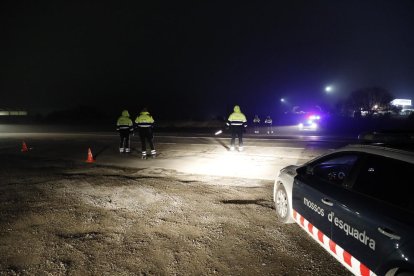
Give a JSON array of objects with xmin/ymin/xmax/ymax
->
[
  {"xmin": 311, "ymin": 154, "xmax": 359, "ymax": 186},
  {"xmin": 352, "ymin": 155, "xmax": 414, "ymax": 212}
]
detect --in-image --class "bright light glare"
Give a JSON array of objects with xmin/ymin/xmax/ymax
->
[
  {"xmin": 298, "ymin": 122, "xmax": 318, "ymax": 130},
  {"xmin": 325, "ymin": 86, "xmax": 333, "ymax": 93},
  {"xmin": 391, "ymin": 99, "xmax": 412, "ymax": 106},
  {"xmin": 309, "ymin": 115, "xmax": 321, "ymax": 120},
  {"xmin": 215, "ymin": 130, "xmax": 222, "ymax": 135},
  {"xmin": 178, "ymin": 151, "xmax": 263, "ymax": 179}
]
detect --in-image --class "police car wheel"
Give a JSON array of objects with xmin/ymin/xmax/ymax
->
[{"xmin": 274, "ymin": 184, "xmax": 290, "ymax": 223}]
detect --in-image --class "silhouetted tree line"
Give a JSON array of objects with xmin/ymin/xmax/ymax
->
[{"xmin": 336, "ymin": 86, "xmax": 394, "ymax": 116}]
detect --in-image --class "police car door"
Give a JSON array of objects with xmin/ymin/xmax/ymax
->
[
  {"xmin": 293, "ymin": 153, "xmax": 360, "ymax": 241},
  {"xmin": 330, "ymin": 154, "xmax": 414, "ymax": 274}
]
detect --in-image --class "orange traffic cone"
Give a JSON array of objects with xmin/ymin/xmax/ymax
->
[
  {"xmin": 86, "ymin": 148, "xmax": 95, "ymax": 163},
  {"xmin": 21, "ymin": 141, "xmax": 29, "ymax": 152}
]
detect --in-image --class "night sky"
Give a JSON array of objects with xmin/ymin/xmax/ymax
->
[{"xmin": 1, "ymin": 1, "xmax": 414, "ymax": 119}]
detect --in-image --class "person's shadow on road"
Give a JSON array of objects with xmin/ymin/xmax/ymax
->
[{"xmin": 215, "ymin": 138, "xmax": 230, "ymax": 151}]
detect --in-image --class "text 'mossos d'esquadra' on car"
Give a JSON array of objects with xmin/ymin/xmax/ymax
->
[{"xmin": 273, "ymin": 134, "xmax": 414, "ymax": 276}]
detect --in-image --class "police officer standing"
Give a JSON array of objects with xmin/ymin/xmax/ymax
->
[
  {"xmin": 116, "ymin": 110, "xmax": 134, "ymax": 153},
  {"xmin": 253, "ymin": 114, "xmax": 260, "ymax": 134},
  {"xmin": 265, "ymin": 115, "xmax": 273, "ymax": 134},
  {"xmin": 226, "ymin": 105, "xmax": 247, "ymax": 151},
  {"xmin": 135, "ymin": 107, "xmax": 156, "ymax": 159}
]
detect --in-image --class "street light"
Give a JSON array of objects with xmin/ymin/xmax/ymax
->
[
  {"xmin": 325, "ymin": 85, "xmax": 333, "ymax": 93},
  {"xmin": 280, "ymin": 98, "xmax": 290, "ymax": 114}
]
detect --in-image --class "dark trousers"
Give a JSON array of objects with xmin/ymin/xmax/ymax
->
[
  {"xmin": 119, "ymin": 129, "xmax": 131, "ymax": 149},
  {"xmin": 230, "ymin": 126, "xmax": 243, "ymax": 147},
  {"xmin": 138, "ymin": 127, "xmax": 155, "ymax": 152},
  {"xmin": 265, "ymin": 124, "xmax": 273, "ymax": 133}
]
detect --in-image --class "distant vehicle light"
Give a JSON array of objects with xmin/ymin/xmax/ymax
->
[
  {"xmin": 298, "ymin": 121, "xmax": 318, "ymax": 130},
  {"xmin": 309, "ymin": 115, "xmax": 321, "ymax": 120}
]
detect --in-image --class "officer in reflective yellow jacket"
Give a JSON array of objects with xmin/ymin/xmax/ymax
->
[
  {"xmin": 135, "ymin": 107, "xmax": 156, "ymax": 159},
  {"xmin": 265, "ymin": 115, "xmax": 273, "ymax": 134},
  {"xmin": 253, "ymin": 114, "xmax": 260, "ymax": 134},
  {"xmin": 116, "ymin": 110, "xmax": 134, "ymax": 153},
  {"xmin": 226, "ymin": 105, "xmax": 247, "ymax": 152}
]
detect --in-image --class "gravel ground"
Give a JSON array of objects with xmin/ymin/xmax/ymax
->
[{"xmin": 0, "ymin": 153, "xmax": 351, "ymax": 276}]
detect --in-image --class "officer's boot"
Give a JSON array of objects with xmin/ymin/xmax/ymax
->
[
  {"xmin": 141, "ymin": 151, "xmax": 147, "ymax": 159},
  {"xmin": 150, "ymin": 149, "xmax": 157, "ymax": 158},
  {"xmin": 119, "ymin": 148, "xmax": 124, "ymax": 153}
]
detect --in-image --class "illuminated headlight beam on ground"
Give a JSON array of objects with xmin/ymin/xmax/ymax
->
[{"xmin": 171, "ymin": 151, "xmax": 276, "ymax": 180}]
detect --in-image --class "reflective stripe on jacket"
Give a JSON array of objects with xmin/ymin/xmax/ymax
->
[
  {"xmin": 135, "ymin": 111, "xmax": 155, "ymax": 127},
  {"xmin": 226, "ymin": 105, "xmax": 247, "ymax": 127}
]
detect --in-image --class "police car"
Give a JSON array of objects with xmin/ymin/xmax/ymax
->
[
  {"xmin": 273, "ymin": 143, "xmax": 414, "ymax": 275},
  {"xmin": 298, "ymin": 114, "xmax": 321, "ymax": 131}
]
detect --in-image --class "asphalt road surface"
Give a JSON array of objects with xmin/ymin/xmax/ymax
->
[{"xmin": 0, "ymin": 125, "xmax": 355, "ymax": 180}]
